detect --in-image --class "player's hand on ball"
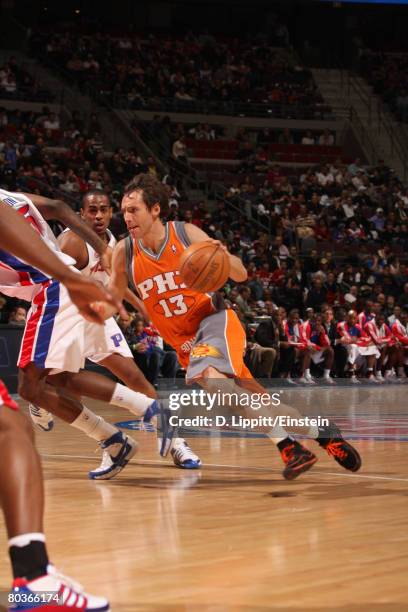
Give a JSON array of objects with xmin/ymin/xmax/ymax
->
[{"xmin": 207, "ymin": 239, "xmax": 228, "ymax": 253}]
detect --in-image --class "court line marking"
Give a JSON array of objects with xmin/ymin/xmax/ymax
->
[{"xmin": 41, "ymin": 453, "xmax": 408, "ymax": 483}]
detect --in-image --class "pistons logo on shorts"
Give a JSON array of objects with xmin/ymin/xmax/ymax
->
[{"xmin": 190, "ymin": 343, "xmax": 222, "ymax": 359}]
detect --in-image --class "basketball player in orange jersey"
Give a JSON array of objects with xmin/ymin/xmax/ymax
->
[
  {"xmin": 108, "ymin": 174, "xmax": 361, "ymax": 480},
  {"xmin": 0, "ymin": 201, "xmax": 111, "ymax": 610},
  {"xmin": 29, "ymin": 189, "xmax": 201, "ymax": 469}
]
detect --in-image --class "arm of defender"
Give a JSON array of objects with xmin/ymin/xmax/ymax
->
[
  {"xmin": 24, "ymin": 193, "xmax": 108, "ymax": 261},
  {"xmin": 0, "ymin": 202, "xmax": 123, "ymax": 323},
  {"xmin": 184, "ymin": 222, "xmax": 248, "ymax": 282},
  {"xmin": 58, "ymin": 230, "xmax": 89, "ymax": 270},
  {"xmin": 108, "ymin": 239, "xmax": 130, "ymax": 302}
]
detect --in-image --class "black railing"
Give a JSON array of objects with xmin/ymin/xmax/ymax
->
[{"xmin": 98, "ymin": 92, "xmax": 334, "ymax": 121}]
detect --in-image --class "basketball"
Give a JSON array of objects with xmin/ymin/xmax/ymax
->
[{"xmin": 179, "ymin": 241, "xmax": 230, "ymax": 292}]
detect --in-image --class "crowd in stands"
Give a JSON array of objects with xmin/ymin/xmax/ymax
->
[
  {"xmin": 2, "ymin": 155, "xmax": 408, "ymax": 383},
  {"xmin": 0, "ymin": 56, "xmax": 53, "ymax": 102},
  {"xmin": 359, "ymin": 51, "xmax": 408, "ymax": 123},
  {"xmin": 30, "ymin": 30, "xmax": 330, "ymax": 118},
  {"xmin": 0, "ymin": 107, "xmax": 165, "ymax": 216}
]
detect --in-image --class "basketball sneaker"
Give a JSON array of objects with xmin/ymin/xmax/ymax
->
[
  {"xmin": 171, "ymin": 441, "xmax": 202, "ymax": 469},
  {"xmin": 29, "ymin": 404, "xmax": 54, "ymax": 432},
  {"xmin": 299, "ymin": 375, "xmax": 316, "ymax": 385},
  {"xmin": 8, "ymin": 564, "xmax": 109, "ymax": 611},
  {"xmin": 316, "ymin": 422, "xmax": 361, "ymax": 472},
  {"xmin": 279, "ymin": 440, "xmax": 318, "ymax": 480},
  {"xmin": 89, "ymin": 431, "xmax": 138, "ymax": 480}
]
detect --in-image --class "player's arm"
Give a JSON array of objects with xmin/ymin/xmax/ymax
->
[
  {"xmin": 24, "ymin": 193, "xmax": 110, "ymax": 269},
  {"xmin": 184, "ymin": 223, "xmax": 247, "ymax": 282},
  {"xmin": 124, "ymin": 288, "xmax": 150, "ymax": 322},
  {"xmin": 58, "ymin": 230, "xmax": 89, "ymax": 270},
  {"xmin": 108, "ymin": 239, "xmax": 130, "ymax": 302},
  {"xmin": 0, "ymin": 202, "xmax": 123, "ymax": 323}
]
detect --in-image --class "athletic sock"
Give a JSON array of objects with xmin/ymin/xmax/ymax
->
[
  {"xmin": 70, "ymin": 406, "xmax": 118, "ymax": 442},
  {"xmin": 110, "ymin": 383, "xmax": 154, "ymax": 417},
  {"xmin": 9, "ymin": 533, "xmax": 48, "ymax": 580},
  {"xmin": 305, "ymin": 369, "xmax": 311, "ymax": 378},
  {"xmin": 323, "ymin": 369, "xmax": 331, "ymax": 378},
  {"xmin": 267, "ymin": 424, "xmax": 292, "ymax": 445}
]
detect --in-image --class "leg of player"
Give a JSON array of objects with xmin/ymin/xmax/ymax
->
[
  {"xmin": 97, "ymin": 354, "xmax": 201, "ymax": 469},
  {"xmin": 37, "ymin": 358, "xmax": 201, "ymax": 470},
  {"xmin": 322, "ymin": 347, "xmax": 335, "ymax": 384},
  {"xmin": 19, "ymin": 364, "xmax": 138, "ymax": 481},
  {"xmin": 299, "ymin": 350, "xmax": 315, "ymax": 384},
  {"xmin": 0, "ymin": 383, "xmax": 109, "ymax": 611},
  {"xmin": 198, "ymin": 365, "xmax": 361, "ymax": 478},
  {"xmin": 196, "ymin": 366, "xmax": 319, "ymax": 480}
]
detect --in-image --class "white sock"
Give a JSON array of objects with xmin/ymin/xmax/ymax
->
[
  {"xmin": 71, "ymin": 406, "xmax": 117, "ymax": 442},
  {"xmin": 309, "ymin": 424, "xmax": 319, "ymax": 438},
  {"xmin": 305, "ymin": 369, "xmax": 311, "ymax": 378},
  {"xmin": 385, "ymin": 370, "xmax": 392, "ymax": 376},
  {"xmin": 324, "ymin": 369, "xmax": 331, "ymax": 378},
  {"xmin": 172, "ymin": 438, "xmax": 186, "ymax": 449},
  {"xmin": 8, "ymin": 533, "xmax": 45, "ymax": 548},
  {"xmin": 267, "ymin": 424, "xmax": 289, "ymax": 445},
  {"xmin": 398, "ymin": 367, "xmax": 405, "ymax": 376},
  {"xmin": 110, "ymin": 383, "xmax": 154, "ymax": 417}
]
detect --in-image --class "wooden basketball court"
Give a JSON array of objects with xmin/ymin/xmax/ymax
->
[{"xmin": 1, "ymin": 385, "xmax": 408, "ymax": 611}]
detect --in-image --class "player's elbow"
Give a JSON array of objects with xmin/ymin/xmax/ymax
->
[{"xmin": 231, "ymin": 267, "xmax": 248, "ymax": 283}]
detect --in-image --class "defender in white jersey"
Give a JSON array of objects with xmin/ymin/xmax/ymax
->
[
  {"xmin": 0, "ymin": 188, "xmax": 145, "ymax": 479},
  {"xmin": 31, "ymin": 190, "xmax": 202, "ymax": 469}
]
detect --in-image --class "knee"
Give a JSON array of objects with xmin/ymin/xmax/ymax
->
[
  {"xmin": 18, "ymin": 372, "xmax": 40, "ymax": 404},
  {"xmin": 200, "ymin": 366, "xmax": 220, "ymax": 379},
  {"xmin": 0, "ymin": 409, "xmax": 35, "ymax": 443}
]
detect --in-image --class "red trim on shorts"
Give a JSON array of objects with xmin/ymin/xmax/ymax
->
[{"xmin": 18, "ymin": 282, "xmax": 49, "ymax": 368}]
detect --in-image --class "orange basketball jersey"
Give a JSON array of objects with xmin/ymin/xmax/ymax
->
[{"xmin": 126, "ymin": 221, "xmax": 216, "ymax": 366}]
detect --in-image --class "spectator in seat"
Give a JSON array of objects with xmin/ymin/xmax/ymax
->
[
  {"xmin": 305, "ymin": 277, "xmax": 327, "ymax": 311},
  {"xmin": 318, "ymin": 129, "xmax": 334, "ymax": 146},
  {"xmin": 301, "ymin": 130, "xmax": 315, "ymax": 145},
  {"xmin": 8, "ymin": 305, "xmax": 27, "ymax": 326},
  {"xmin": 235, "ymin": 286, "xmax": 254, "ymax": 322},
  {"xmin": 272, "ymin": 310, "xmax": 296, "ymax": 383}
]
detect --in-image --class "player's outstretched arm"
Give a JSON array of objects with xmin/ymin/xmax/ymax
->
[
  {"xmin": 24, "ymin": 193, "xmax": 110, "ymax": 270},
  {"xmin": 0, "ymin": 201, "xmax": 123, "ymax": 324},
  {"xmin": 184, "ymin": 222, "xmax": 248, "ymax": 282},
  {"xmin": 108, "ymin": 239, "xmax": 131, "ymax": 301},
  {"xmin": 58, "ymin": 229, "xmax": 89, "ymax": 270}
]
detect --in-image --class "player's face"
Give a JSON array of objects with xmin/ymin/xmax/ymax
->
[
  {"xmin": 81, "ymin": 195, "xmax": 112, "ymax": 235},
  {"xmin": 121, "ymin": 190, "xmax": 160, "ymax": 239}
]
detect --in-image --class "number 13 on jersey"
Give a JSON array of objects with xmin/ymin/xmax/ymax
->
[{"xmin": 158, "ymin": 294, "xmax": 188, "ymax": 318}]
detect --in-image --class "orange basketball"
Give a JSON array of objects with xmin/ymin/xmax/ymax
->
[{"xmin": 179, "ymin": 241, "xmax": 230, "ymax": 293}]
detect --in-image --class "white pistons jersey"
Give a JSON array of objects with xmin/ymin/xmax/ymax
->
[
  {"xmin": 0, "ymin": 188, "xmax": 75, "ymax": 300},
  {"xmin": 61, "ymin": 228, "xmax": 116, "ymax": 287},
  {"xmin": 82, "ymin": 229, "xmax": 116, "ymax": 286}
]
